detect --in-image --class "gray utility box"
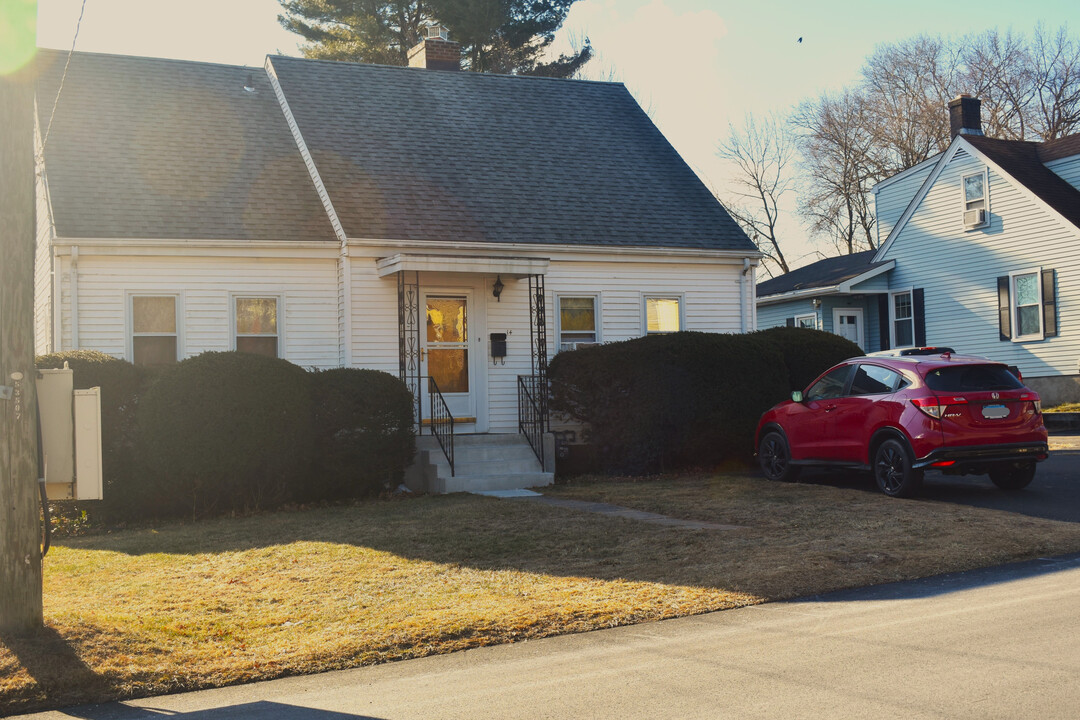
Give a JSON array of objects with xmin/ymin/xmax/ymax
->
[{"xmin": 36, "ymin": 365, "xmax": 103, "ymax": 500}]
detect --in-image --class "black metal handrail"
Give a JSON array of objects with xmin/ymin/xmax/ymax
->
[
  {"xmin": 518, "ymin": 375, "xmax": 545, "ymax": 470},
  {"xmin": 428, "ymin": 376, "xmax": 455, "ymax": 476}
]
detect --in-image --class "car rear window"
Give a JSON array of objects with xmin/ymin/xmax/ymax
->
[{"xmin": 924, "ymin": 365, "xmax": 1024, "ymax": 392}]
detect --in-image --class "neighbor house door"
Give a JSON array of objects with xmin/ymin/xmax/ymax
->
[
  {"xmin": 833, "ymin": 307, "xmax": 864, "ymax": 349},
  {"xmin": 422, "ymin": 291, "xmax": 477, "ymax": 422}
]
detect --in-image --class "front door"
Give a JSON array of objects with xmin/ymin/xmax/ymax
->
[
  {"xmin": 423, "ymin": 292, "xmax": 476, "ymax": 421},
  {"xmin": 833, "ymin": 307, "xmax": 864, "ymax": 349}
]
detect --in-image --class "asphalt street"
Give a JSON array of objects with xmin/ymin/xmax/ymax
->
[{"xmin": 13, "ymin": 554, "xmax": 1080, "ymax": 720}]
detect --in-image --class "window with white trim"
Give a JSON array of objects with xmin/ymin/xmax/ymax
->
[
  {"xmin": 1011, "ymin": 270, "xmax": 1043, "ymax": 340},
  {"xmin": 644, "ymin": 296, "xmax": 682, "ymax": 334},
  {"xmin": 794, "ymin": 314, "xmax": 816, "ymax": 329},
  {"xmin": 235, "ymin": 296, "xmax": 280, "ymax": 357},
  {"xmin": 131, "ymin": 296, "xmax": 178, "ymax": 366},
  {"xmin": 558, "ymin": 296, "xmax": 598, "ymax": 351},
  {"xmin": 891, "ymin": 291, "xmax": 914, "ymax": 348},
  {"xmin": 962, "ymin": 172, "xmax": 986, "ymax": 211}
]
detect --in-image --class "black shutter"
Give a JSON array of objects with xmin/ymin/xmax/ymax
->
[
  {"xmin": 786, "ymin": 317, "xmax": 795, "ymax": 327},
  {"xmin": 998, "ymin": 276, "xmax": 1012, "ymax": 341},
  {"xmin": 877, "ymin": 295, "xmax": 890, "ymax": 351},
  {"xmin": 1043, "ymin": 269, "xmax": 1058, "ymax": 337},
  {"xmin": 913, "ymin": 288, "xmax": 926, "ymax": 346}
]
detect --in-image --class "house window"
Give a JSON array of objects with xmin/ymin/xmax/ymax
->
[
  {"xmin": 558, "ymin": 296, "xmax": 598, "ymax": 351},
  {"xmin": 795, "ymin": 314, "xmax": 816, "ymax": 329},
  {"xmin": 131, "ymin": 296, "xmax": 178, "ymax": 366},
  {"xmin": 235, "ymin": 297, "xmax": 279, "ymax": 357},
  {"xmin": 891, "ymin": 291, "xmax": 914, "ymax": 348},
  {"xmin": 963, "ymin": 172, "xmax": 985, "ymax": 211},
  {"xmin": 1011, "ymin": 271, "xmax": 1042, "ymax": 340},
  {"xmin": 645, "ymin": 296, "xmax": 682, "ymax": 334}
]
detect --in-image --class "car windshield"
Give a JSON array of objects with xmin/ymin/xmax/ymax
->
[{"xmin": 924, "ymin": 365, "xmax": 1023, "ymax": 392}]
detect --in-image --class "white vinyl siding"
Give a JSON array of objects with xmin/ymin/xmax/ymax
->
[
  {"xmin": 874, "ymin": 159, "xmax": 936, "ymax": 246},
  {"xmin": 34, "ymin": 169, "xmax": 56, "ymax": 354},
  {"xmin": 880, "ymin": 145, "xmax": 1080, "ymax": 377}
]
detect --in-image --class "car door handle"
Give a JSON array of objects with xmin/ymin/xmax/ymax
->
[{"xmin": 824, "ymin": 404, "xmax": 838, "ymax": 412}]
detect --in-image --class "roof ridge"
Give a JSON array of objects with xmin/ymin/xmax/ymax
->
[{"xmin": 36, "ymin": 46, "xmax": 259, "ymax": 72}]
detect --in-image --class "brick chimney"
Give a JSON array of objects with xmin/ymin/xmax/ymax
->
[
  {"xmin": 948, "ymin": 94, "xmax": 983, "ymax": 139},
  {"xmin": 408, "ymin": 25, "xmax": 461, "ymax": 71}
]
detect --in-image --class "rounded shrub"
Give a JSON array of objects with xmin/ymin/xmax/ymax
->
[
  {"xmin": 549, "ymin": 328, "xmax": 863, "ymax": 476},
  {"xmin": 136, "ymin": 351, "xmax": 313, "ymax": 518},
  {"xmin": 308, "ymin": 368, "xmax": 415, "ymax": 501},
  {"xmin": 35, "ymin": 350, "xmax": 143, "ymax": 518}
]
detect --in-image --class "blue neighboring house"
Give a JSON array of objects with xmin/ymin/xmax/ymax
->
[{"xmin": 757, "ymin": 95, "xmax": 1080, "ymax": 403}]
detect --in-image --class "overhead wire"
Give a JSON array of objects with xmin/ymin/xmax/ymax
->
[{"xmin": 39, "ymin": 0, "xmax": 88, "ymax": 158}]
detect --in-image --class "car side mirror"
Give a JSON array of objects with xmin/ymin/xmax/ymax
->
[{"xmin": 791, "ymin": 390, "xmax": 804, "ymax": 403}]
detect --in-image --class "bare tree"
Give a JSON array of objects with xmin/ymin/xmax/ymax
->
[
  {"xmin": 791, "ymin": 91, "xmax": 878, "ymax": 256},
  {"xmin": 1028, "ymin": 24, "xmax": 1080, "ymax": 139},
  {"xmin": 717, "ymin": 113, "xmax": 794, "ymax": 277}
]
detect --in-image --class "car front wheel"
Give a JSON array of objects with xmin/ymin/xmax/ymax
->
[
  {"xmin": 874, "ymin": 439, "xmax": 923, "ymax": 498},
  {"xmin": 758, "ymin": 431, "xmax": 801, "ymax": 482},
  {"xmin": 989, "ymin": 461, "xmax": 1036, "ymax": 491}
]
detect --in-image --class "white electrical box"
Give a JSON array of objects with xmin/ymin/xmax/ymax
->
[{"xmin": 36, "ymin": 365, "xmax": 104, "ymax": 500}]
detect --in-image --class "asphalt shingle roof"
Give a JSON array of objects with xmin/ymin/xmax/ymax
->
[
  {"xmin": 757, "ymin": 250, "xmax": 882, "ymax": 298},
  {"xmin": 35, "ymin": 50, "xmax": 336, "ymax": 242},
  {"xmin": 965, "ymin": 134, "xmax": 1080, "ymax": 231},
  {"xmin": 267, "ymin": 56, "xmax": 755, "ymax": 250}
]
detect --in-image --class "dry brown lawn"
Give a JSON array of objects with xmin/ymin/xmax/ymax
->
[{"xmin": 4, "ymin": 472, "xmax": 1080, "ymax": 715}]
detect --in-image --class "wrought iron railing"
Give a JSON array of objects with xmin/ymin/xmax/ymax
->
[
  {"xmin": 427, "ymin": 376, "xmax": 454, "ymax": 476},
  {"xmin": 518, "ymin": 374, "xmax": 546, "ymax": 470}
]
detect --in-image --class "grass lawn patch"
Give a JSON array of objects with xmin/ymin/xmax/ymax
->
[{"xmin": 5, "ymin": 473, "xmax": 1080, "ymax": 714}]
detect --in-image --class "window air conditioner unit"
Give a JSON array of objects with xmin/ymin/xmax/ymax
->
[
  {"xmin": 964, "ymin": 209, "xmax": 987, "ymax": 229},
  {"xmin": 559, "ymin": 341, "xmax": 598, "ymax": 352}
]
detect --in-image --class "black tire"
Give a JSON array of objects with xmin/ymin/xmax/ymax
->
[
  {"xmin": 989, "ymin": 461, "xmax": 1036, "ymax": 491},
  {"xmin": 874, "ymin": 438, "xmax": 923, "ymax": 498},
  {"xmin": 758, "ymin": 431, "xmax": 801, "ymax": 482}
]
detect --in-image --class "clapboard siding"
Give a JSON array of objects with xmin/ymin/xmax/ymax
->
[
  {"xmin": 1046, "ymin": 155, "xmax": 1080, "ymax": 189},
  {"xmin": 757, "ymin": 298, "xmax": 816, "ymax": 330},
  {"xmin": 65, "ymin": 254, "xmax": 339, "ymax": 368},
  {"xmin": 34, "ymin": 171, "xmax": 55, "ymax": 354},
  {"xmin": 347, "ymin": 250, "xmax": 748, "ymax": 432},
  {"xmin": 881, "ymin": 146, "xmax": 1080, "ymax": 377},
  {"xmin": 874, "ymin": 159, "xmax": 936, "ymax": 245}
]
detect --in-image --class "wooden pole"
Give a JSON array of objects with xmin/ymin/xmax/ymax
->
[{"xmin": 0, "ymin": 0, "xmax": 43, "ymax": 634}]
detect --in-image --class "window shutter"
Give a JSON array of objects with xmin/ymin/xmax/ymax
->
[
  {"xmin": 877, "ymin": 295, "xmax": 890, "ymax": 350},
  {"xmin": 1042, "ymin": 269, "xmax": 1057, "ymax": 337},
  {"xmin": 786, "ymin": 317, "xmax": 795, "ymax": 327},
  {"xmin": 913, "ymin": 288, "xmax": 926, "ymax": 346},
  {"xmin": 997, "ymin": 276, "xmax": 1012, "ymax": 340}
]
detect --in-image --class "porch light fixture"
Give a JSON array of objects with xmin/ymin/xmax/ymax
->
[{"xmin": 492, "ymin": 275, "xmax": 504, "ymax": 302}]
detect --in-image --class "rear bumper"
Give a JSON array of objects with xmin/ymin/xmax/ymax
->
[{"xmin": 914, "ymin": 442, "xmax": 1049, "ymax": 469}]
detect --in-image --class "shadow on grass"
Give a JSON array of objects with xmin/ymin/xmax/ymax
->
[
  {"xmin": 0, "ymin": 626, "xmax": 109, "ymax": 707},
  {"xmin": 51, "ymin": 701, "xmax": 383, "ymax": 720},
  {"xmin": 796, "ymin": 552, "xmax": 1080, "ymax": 603}
]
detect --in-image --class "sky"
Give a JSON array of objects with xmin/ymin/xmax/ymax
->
[{"xmin": 35, "ymin": 0, "xmax": 1080, "ymax": 268}]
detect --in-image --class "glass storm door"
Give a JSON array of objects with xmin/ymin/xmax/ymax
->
[{"xmin": 423, "ymin": 293, "xmax": 475, "ymax": 420}]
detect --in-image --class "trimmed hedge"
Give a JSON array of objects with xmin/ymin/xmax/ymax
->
[
  {"xmin": 35, "ymin": 350, "xmax": 144, "ymax": 518},
  {"xmin": 309, "ymin": 368, "xmax": 415, "ymax": 501},
  {"xmin": 549, "ymin": 328, "xmax": 862, "ymax": 475},
  {"xmin": 136, "ymin": 352, "xmax": 314, "ymax": 518}
]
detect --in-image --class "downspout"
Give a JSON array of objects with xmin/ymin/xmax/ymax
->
[
  {"xmin": 740, "ymin": 258, "xmax": 752, "ymax": 333},
  {"xmin": 70, "ymin": 245, "xmax": 79, "ymax": 349}
]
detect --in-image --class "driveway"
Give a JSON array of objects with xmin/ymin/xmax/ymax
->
[{"xmin": 798, "ymin": 435, "xmax": 1080, "ymax": 523}]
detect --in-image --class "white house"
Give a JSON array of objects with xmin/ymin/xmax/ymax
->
[
  {"xmin": 33, "ymin": 39, "xmax": 760, "ymax": 491},
  {"xmin": 757, "ymin": 95, "xmax": 1080, "ymax": 404}
]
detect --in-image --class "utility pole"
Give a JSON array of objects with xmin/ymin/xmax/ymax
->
[{"xmin": 1, "ymin": 0, "xmax": 44, "ymax": 634}]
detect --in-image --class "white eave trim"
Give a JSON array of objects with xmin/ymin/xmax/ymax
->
[
  {"xmin": 872, "ymin": 141, "xmax": 959, "ymax": 262},
  {"xmin": 836, "ymin": 260, "xmax": 895, "ymax": 292},
  {"xmin": 376, "ymin": 253, "xmax": 551, "ymax": 278},
  {"xmin": 757, "ymin": 286, "xmax": 839, "ymax": 306},
  {"xmin": 354, "ymin": 236, "xmax": 762, "ymax": 261}
]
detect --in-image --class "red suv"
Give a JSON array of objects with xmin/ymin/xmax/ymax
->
[{"xmin": 755, "ymin": 350, "xmax": 1049, "ymax": 497}]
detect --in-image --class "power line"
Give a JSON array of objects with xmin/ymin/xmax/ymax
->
[{"xmin": 40, "ymin": 0, "xmax": 88, "ymax": 157}]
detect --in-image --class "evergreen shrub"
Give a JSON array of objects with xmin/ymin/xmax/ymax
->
[
  {"xmin": 135, "ymin": 351, "xmax": 314, "ymax": 518},
  {"xmin": 309, "ymin": 368, "xmax": 415, "ymax": 500},
  {"xmin": 548, "ymin": 328, "xmax": 862, "ymax": 475}
]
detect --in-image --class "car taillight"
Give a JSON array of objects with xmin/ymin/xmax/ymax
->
[
  {"xmin": 911, "ymin": 396, "xmax": 967, "ymax": 419},
  {"xmin": 1019, "ymin": 392, "xmax": 1041, "ymax": 414}
]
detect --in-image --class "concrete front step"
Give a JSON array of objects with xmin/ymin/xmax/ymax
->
[{"xmin": 406, "ymin": 433, "xmax": 554, "ymax": 494}]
